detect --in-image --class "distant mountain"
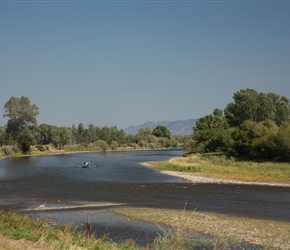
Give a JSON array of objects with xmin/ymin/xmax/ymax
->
[{"xmin": 124, "ymin": 119, "xmax": 197, "ymax": 135}]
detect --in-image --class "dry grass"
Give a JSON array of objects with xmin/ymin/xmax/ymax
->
[
  {"xmin": 150, "ymin": 154, "xmax": 290, "ymax": 184},
  {"xmin": 115, "ymin": 207, "xmax": 290, "ymax": 249}
]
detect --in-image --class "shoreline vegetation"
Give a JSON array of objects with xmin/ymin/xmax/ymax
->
[
  {"xmin": 1, "ymin": 147, "xmax": 290, "ymax": 249},
  {"xmin": 0, "ymin": 144, "xmax": 162, "ymax": 159},
  {"xmin": 141, "ymin": 154, "xmax": 290, "ymax": 187}
]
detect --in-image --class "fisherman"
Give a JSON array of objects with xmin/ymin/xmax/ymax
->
[{"xmin": 83, "ymin": 160, "xmax": 90, "ymax": 168}]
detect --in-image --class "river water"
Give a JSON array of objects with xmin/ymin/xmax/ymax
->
[{"xmin": 0, "ymin": 148, "xmax": 289, "ymax": 246}]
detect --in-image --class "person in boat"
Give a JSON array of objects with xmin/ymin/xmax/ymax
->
[{"xmin": 83, "ymin": 161, "xmax": 90, "ymax": 168}]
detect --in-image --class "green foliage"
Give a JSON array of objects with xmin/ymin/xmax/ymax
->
[
  {"xmin": 191, "ymin": 128, "xmax": 232, "ymax": 153},
  {"xmin": 0, "ymin": 126, "xmax": 5, "ymax": 147},
  {"xmin": 0, "ymin": 210, "xmax": 143, "ymax": 250},
  {"xmin": 1, "ymin": 96, "xmax": 180, "ymax": 152},
  {"xmin": 152, "ymin": 125, "xmax": 171, "ymax": 139},
  {"xmin": 1, "ymin": 147, "xmax": 12, "ymax": 157},
  {"xmin": 17, "ymin": 127, "xmax": 36, "ymax": 153},
  {"xmin": 187, "ymin": 89, "xmax": 290, "ymax": 161},
  {"xmin": 110, "ymin": 140, "xmax": 119, "ymax": 150},
  {"xmin": 94, "ymin": 140, "xmax": 108, "ymax": 151},
  {"xmin": 194, "ymin": 114, "xmax": 229, "ymax": 132},
  {"xmin": 275, "ymin": 122, "xmax": 290, "ymax": 161},
  {"xmin": 224, "ymin": 89, "xmax": 290, "ymax": 127},
  {"xmin": 4, "ymin": 96, "xmax": 39, "ymax": 141},
  {"xmin": 137, "ymin": 128, "xmax": 152, "ymax": 137},
  {"xmin": 3, "ymin": 96, "xmax": 39, "ymax": 152},
  {"xmin": 228, "ymin": 120, "xmax": 279, "ymax": 160}
]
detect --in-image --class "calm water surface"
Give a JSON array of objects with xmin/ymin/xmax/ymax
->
[{"xmin": 0, "ymin": 148, "xmax": 289, "ymax": 247}]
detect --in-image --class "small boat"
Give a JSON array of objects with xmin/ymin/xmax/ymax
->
[{"xmin": 82, "ymin": 161, "xmax": 90, "ymax": 168}]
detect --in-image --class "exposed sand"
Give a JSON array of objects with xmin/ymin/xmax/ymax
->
[{"xmin": 160, "ymin": 170, "xmax": 290, "ymax": 187}]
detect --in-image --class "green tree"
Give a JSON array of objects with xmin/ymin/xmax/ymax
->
[
  {"xmin": 192, "ymin": 128, "xmax": 231, "ymax": 153},
  {"xmin": 137, "ymin": 128, "xmax": 152, "ymax": 138},
  {"xmin": 77, "ymin": 123, "xmax": 85, "ymax": 144},
  {"xmin": 49, "ymin": 125, "xmax": 61, "ymax": 148},
  {"xmin": 38, "ymin": 124, "xmax": 51, "ymax": 145},
  {"xmin": 268, "ymin": 93, "xmax": 290, "ymax": 126},
  {"xmin": 229, "ymin": 120, "xmax": 279, "ymax": 159},
  {"xmin": 194, "ymin": 114, "xmax": 229, "ymax": 132},
  {"xmin": 3, "ymin": 96, "xmax": 39, "ymax": 141},
  {"xmin": 94, "ymin": 140, "xmax": 108, "ymax": 151},
  {"xmin": 0, "ymin": 126, "xmax": 5, "ymax": 147},
  {"xmin": 152, "ymin": 125, "xmax": 171, "ymax": 139},
  {"xmin": 110, "ymin": 140, "xmax": 119, "ymax": 150},
  {"xmin": 71, "ymin": 124, "xmax": 79, "ymax": 144},
  {"xmin": 59, "ymin": 127, "xmax": 72, "ymax": 148},
  {"xmin": 224, "ymin": 89, "xmax": 290, "ymax": 127},
  {"xmin": 99, "ymin": 126, "xmax": 111, "ymax": 142},
  {"xmin": 87, "ymin": 123, "xmax": 96, "ymax": 143},
  {"xmin": 3, "ymin": 96, "xmax": 39, "ymax": 151},
  {"xmin": 224, "ymin": 89, "xmax": 261, "ymax": 126},
  {"xmin": 17, "ymin": 127, "xmax": 36, "ymax": 153},
  {"xmin": 275, "ymin": 122, "xmax": 290, "ymax": 161}
]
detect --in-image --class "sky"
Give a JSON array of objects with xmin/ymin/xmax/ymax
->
[{"xmin": 1, "ymin": 0, "xmax": 290, "ymax": 129}]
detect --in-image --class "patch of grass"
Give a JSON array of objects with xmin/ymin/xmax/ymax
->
[
  {"xmin": 115, "ymin": 207, "xmax": 290, "ymax": 250},
  {"xmin": 152, "ymin": 154, "xmax": 290, "ymax": 184},
  {"xmin": 0, "ymin": 210, "xmax": 142, "ymax": 250}
]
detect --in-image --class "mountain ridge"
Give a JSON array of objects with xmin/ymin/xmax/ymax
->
[{"xmin": 124, "ymin": 119, "xmax": 196, "ymax": 135}]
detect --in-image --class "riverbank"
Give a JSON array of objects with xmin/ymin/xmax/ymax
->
[
  {"xmin": 115, "ymin": 207, "xmax": 290, "ymax": 250},
  {"xmin": 1, "ymin": 150, "xmax": 290, "ymax": 249},
  {"xmin": 160, "ymin": 170, "xmax": 290, "ymax": 187},
  {"xmin": 0, "ymin": 144, "xmax": 172, "ymax": 160},
  {"xmin": 141, "ymin": 154, "xmax": 290, "ymax": 187}
]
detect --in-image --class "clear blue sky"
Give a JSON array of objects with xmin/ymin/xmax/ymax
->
[{"xmin": 1, "ymin": 0, "xmax": 289, "ymax": 129}]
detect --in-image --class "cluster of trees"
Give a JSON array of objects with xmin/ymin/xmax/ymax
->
[
  {"xmin": 184, "ymin": 89, "xmax": 290, "ymax": 161},
  {"xmin": 0, "ymin": 96, "xmax": 178, "ymax": 154}
]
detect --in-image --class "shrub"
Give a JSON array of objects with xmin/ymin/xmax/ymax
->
[
  {"xmin": 2, "ymin": 147, "xmax": 12, "ymax": 156},
  {"xmin": 35, "ymin": 145, "xmax": 46, "ymax": 151}
]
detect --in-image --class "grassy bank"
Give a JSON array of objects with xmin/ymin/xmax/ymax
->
[
  {"xmin": 0, "ymin": 210, "xmax": 141, "ymax": 250},
  {"xmin": 3, "ymin": 208, "xmax": 288, "ymax": 250},
  {"xmin": 0, "ymin": 210, "xmax": 246, "ymax": 250},
  {"xmin": 114, "ymin": 207, "xmax": 290, "ymax": 250},
  {"xmin": 150, "ymin": 154, "xmax": 290, "ymax": 184}
]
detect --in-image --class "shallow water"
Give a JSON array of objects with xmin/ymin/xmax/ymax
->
[{"xmin": 0, "ymin": 148, "xmax": 289, "ymax": 247}]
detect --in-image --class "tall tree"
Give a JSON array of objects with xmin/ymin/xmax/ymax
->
[
  {"xmin": 77, "ymin": 123, "xmax": 85, "ymax": 144},
  {"xmin": 224, "ymin": 89, "xmax": 260, "ymax": 126},
  {"xmin": 3, "ymin": 96, "xmax": 39, "ymax": 147},
  {"xmin": 194, "ymin": 114, "xmax": 229, "ymax": 132},
  {"xmin": 268, "ymin": 93, "xmax": 290, "ymax": 126},
  {"xmin": 224, "ymin": 89, "xmax": 290, "ymax": 127},
  {"xmin": 152, "ymin": 125, "xmax": 171, "ymax": 139}
]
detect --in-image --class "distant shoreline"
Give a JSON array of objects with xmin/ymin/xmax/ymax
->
[{"xmin": 0, "ymin": 146, "xmax": 174, "ymax": 160}]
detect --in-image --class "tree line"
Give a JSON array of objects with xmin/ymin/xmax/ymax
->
[
  {"xmin": 0, "ymin": 96, "xmax": 178, "ymax": 155},
  {"xmin": 184, "ymin": 89, "xmax": 290, "ymax": 161}
]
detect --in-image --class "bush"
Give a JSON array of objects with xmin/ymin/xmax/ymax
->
[
  {"xmin": 35, "ymin": 145, "xmax": 46, "ymax": 151},
  {"xmin": 2, "ymin": 147, "xmax": 12, "ymax": 156},
  {"xmin": 94, "ymin": 140, "xmax": 108, "ymax": 152}
]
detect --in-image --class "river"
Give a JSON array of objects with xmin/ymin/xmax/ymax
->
[{"xmin": 0, "ymin": 148, "xmax": 289, "ymax": 246}]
